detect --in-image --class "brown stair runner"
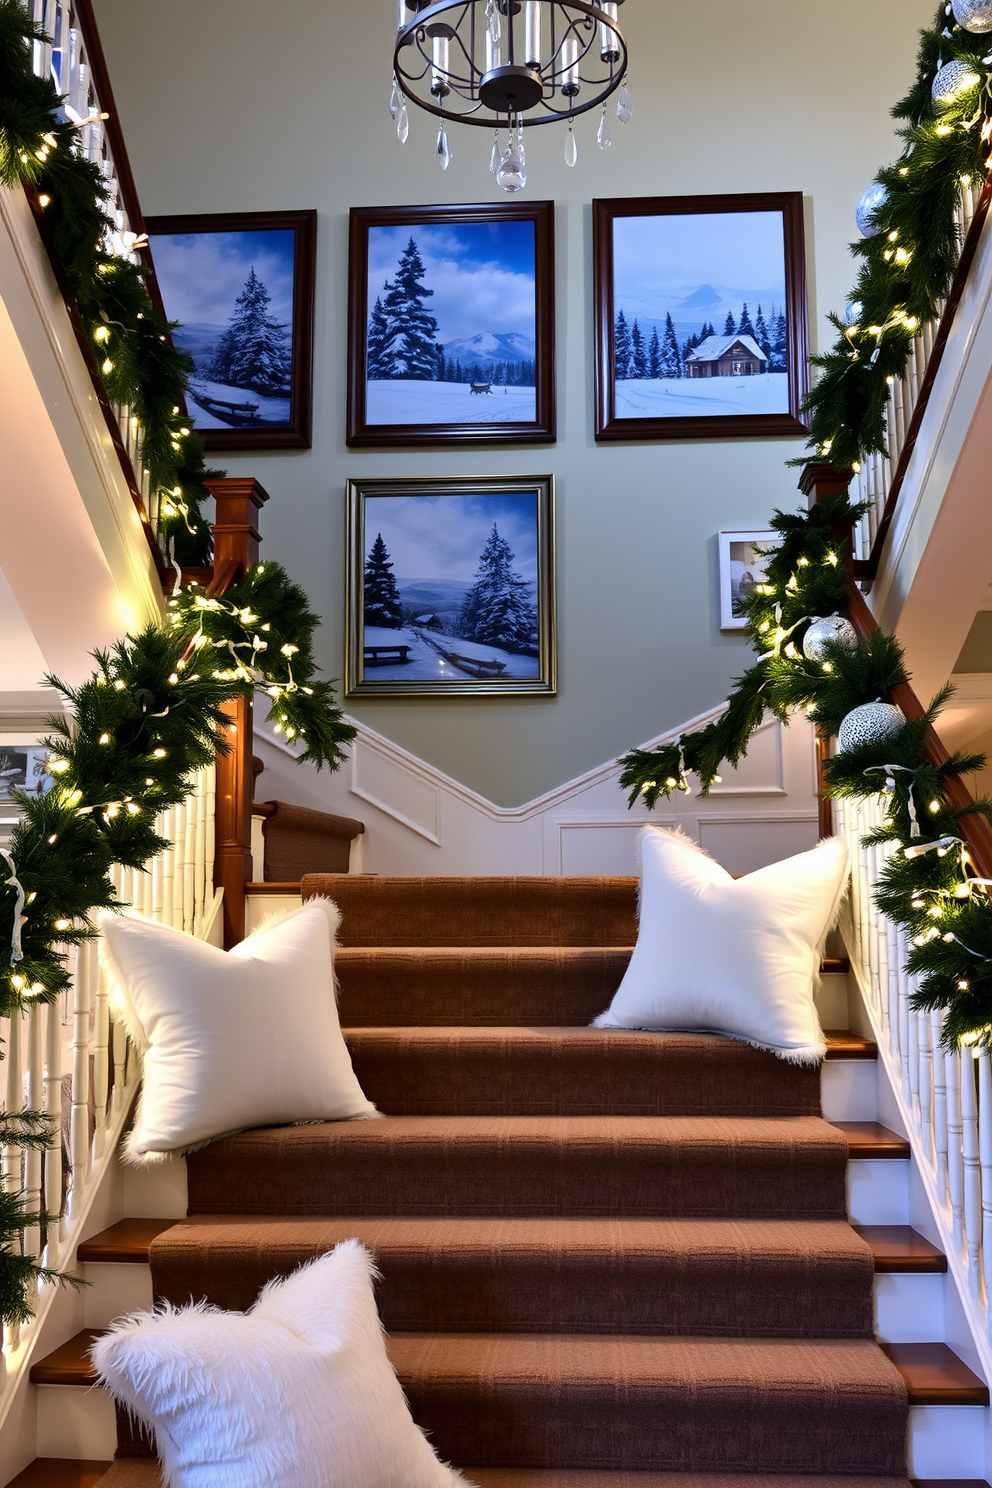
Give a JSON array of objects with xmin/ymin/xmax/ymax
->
[{"xmin": 118, "ymin": 875, "xmax": 918, "ymax": 1477}]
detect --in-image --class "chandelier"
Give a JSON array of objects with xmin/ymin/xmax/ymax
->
[{"xmin": 390, "ymin": 0, "xmax": 632, "ymax": 191}]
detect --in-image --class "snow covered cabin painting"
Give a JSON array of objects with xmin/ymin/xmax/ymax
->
[
  {"xmin": 145, "ymin": 210, "xmax": 316, "ymax": 450},
  {"xmin": 593, "ymin": 193, "xmax": 809, "ymax": 442},
  {"xmin": 347, "ymin": 203, "xmax": 556, "ymax": 447},
  {"xmin": 346, "ymin": 476, "xmax": 555, "ymax": 696}
]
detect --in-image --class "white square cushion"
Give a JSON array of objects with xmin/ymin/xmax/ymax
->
[
  {"xmin": 92, "ymin": 1240, "xmax": 467, "ymax": 1488},
  {"xmin": 594, "ymin": 828, "xmax": 849, "ymax": 1063},
  {"xmin": 101, "ymin": 898, "xmax": 377, "ymax": 1162}
]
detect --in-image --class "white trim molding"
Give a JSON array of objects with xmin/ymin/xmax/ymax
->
[{"xmin": 255, "ymin": 705, "xmax": 821, "ymax": 878}]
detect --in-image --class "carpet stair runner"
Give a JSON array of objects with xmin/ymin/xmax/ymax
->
[{"xmin": 24, "ymin": 874, "xmax": 992, "ymax": 1486}]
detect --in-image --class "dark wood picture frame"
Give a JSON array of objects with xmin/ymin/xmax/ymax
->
[
  {"xmin": 347, "ymin": 202, "xmax": 556, "ymax": 448},
  {"xmin": 593, "ymin": 192, "xmax": 809, "ymax": 442},
  {"xmin": 144, "ymin": 209, "xmax": 317, "ymax": 451},
  {"xmin": 345, "ymin": 474, "xmax": 556, "ymax": 697}
]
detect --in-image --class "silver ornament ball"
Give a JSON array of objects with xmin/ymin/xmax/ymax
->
[
  {"xmin": 837, "ymin": 702, "xmax": 906, "ymax": 753},
  {"xmin": 802, "ymin": 615, "xmax": 858, "ymax": 662},
  {"xmin": 844, "ymin": 301, "xmax": 864, "ymax": 327},
  {"xmin": 856, "ymin": 183, "xmax": 889, "ymax": 238},
  {"xmin": 952, "ymin": 0, "xmax": 992, "ymax": 33},
  {"xmin": 932, "ymin": 58, "xmax": 981, "ymax": 104}
]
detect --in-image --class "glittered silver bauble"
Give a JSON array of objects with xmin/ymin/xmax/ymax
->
[
  {"xmin": 803, "ymin": 615, "xmax": 858, "ymax": 662},
  {"xmin": 838, "ymin": 702, "xmax": 906, "ymax": 753},
  {"xmin": 856, "ymin": 183, "xmax": 889, "ymax": 238},
  {"xmin": 952, "ymin": 0, "xmax": 992, "ymax": 33},
  {"xmin": 844, "ymin": 301, "xmax": 864, "ymax": 326},
  {"xmin": 932, "ymin": 58, "xmax": 981, "ymax": 104}
]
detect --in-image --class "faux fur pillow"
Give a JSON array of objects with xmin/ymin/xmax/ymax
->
[
  {"xmin": 101, "ymin": 898, "xmax": 376, "ymax": 1161},
  {"xmin": 594, "ymin": 828, "xmax": 849, "ymax": 1063},
  {"xmin": 92, "ymin": 1240, "xmax": 467, "ymax": 1488}
]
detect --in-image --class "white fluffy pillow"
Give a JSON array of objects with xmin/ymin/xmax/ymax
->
[
  {"xmin": 92, "ymin": 1240, "xmax": 466, "ymax": 1488},
  {"xmin": 594, "ymin": 828, "xmax": 849, "ymax": 1063},
  {"xmin": 101, "ymin": 899, "xmax": 376, "ymax": 1162}
]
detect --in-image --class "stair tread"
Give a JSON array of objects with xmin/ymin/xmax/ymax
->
[
  {"xmin": 5, "ymin": 1463, "xmax": 113, "ymax": 1488},
  {"xmin": 341, "ymin": 1025, "xmax": 872, "ymax": 1055},
  {"xmin": 63, "ymin": 1466, "xmax": 932, "ymax": 1488},
  {"xmin": 821, "ymin": 1030, "xmax": 877, "ymax": 1059},
  {"xmin": 78, "ymin": 1218, "xmax": 176, "ymax": 1263},
  {"xmin": 880, "ymin": 1342, "xmax": 990, "ymax": 1404},
  {"xmin": 855, "ymin": 1226, "xmax": 947, "ymax": 1273},
  {"xmin": 30, "ymin": 1328, "xmax": 101, "ymax": 1385},
  {"xmin": 832, "ymin": 1122, "xmax": 909, "ymax": 1157}
]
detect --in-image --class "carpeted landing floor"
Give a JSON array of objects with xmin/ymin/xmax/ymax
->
[{"xmin": 105, "ymin": 875, "xmax": 912, "ymax": 1488}]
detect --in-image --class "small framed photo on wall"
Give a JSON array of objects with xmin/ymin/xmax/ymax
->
[
  {"xmin": 346, "ymin": 475, "xmax": 555, "ymax": 697},
  {"xmin": 593, "ymin": 193, "xmax": 809, "ymax": 442},
  {"xmin": 719, "ymin": 530, "xmax": 780, "ymax": 631},
  {"xmin": 347, "ymin": 202, "xmax": 556, "ymax": 447},
  {"xmin": 145, "ymin": 209, "xmax": 317, "ymax": 451}
]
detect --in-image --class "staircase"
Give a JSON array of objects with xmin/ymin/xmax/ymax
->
[{"xmin": 15, "ymin": 875, "xmax": 992, "ymax": 1486}]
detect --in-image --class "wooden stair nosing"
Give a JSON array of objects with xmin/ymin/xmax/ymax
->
[
  {"xmin": 77, "ymin": 1219, "xmax": 176, "ymax": 1264},
  {"xmin": 823, "ymin": 1030, "xmax": 877, "ymax": 1059},
  {"xmin": 5, "ymin": 1459, "xmax": 112, "ymax": 1487},
  {"xmin": 33, "ymin": 1327, "xmax": 986, "ymax": 1405},
  {"xmin": 834, "ymin": 1120, "xmax": 910, "ymax": 1158}
]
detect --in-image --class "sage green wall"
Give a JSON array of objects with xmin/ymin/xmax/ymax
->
[{"xmin": 95, "ymin": 0, "xmax": 932, "ymax": 806}]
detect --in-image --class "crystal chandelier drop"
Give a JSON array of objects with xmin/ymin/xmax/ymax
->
[{"xmin": 390, "ymin": 0, "xmax": 632, "ymax": 191}]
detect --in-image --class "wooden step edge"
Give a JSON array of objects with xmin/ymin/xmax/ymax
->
[
  {"xmin": 77, "ymin": 1218, "xmax": 176, "ymax": 1264},
  {"xmin": 30, "ymin": 1328, "xmax": 100, "ymax": 1386},
  {"xmin": 821, "ymin": 956, "xmax": 851, "ymax": 975},
  {"xmin": 882, "ymin": 1341, "xmax": 990, "ymax": 1405},
  {"xmin": 833, "ymin": 1120, "xmax": 910, "ymax": 1158},
  {"xmin": 856, "ymin": 1224, "xmax": 948, "ymax": 1273},
  {"xmin": 5, "ymin": 1460, "xmax": 113, "ymax": 1487},
  {"xmin": 245, "ymin": 881, "xmax": 303, "ymax": 894},
  {"xmin": 823, "ymin": 1030, "xmax": 877, "ymax": 1059}
]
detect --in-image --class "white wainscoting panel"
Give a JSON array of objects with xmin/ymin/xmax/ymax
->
[{"xmin": 254, "ymin": 704, "xmax": 821, "ymax": 878}]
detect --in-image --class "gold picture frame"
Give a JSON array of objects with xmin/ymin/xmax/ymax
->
[{"xmin": 346, "ymin": 475, "xmax": 556, "ymax": 697}]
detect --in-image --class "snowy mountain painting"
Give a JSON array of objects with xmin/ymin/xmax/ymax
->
[
  {"xmin": 609, "ymin": 209, "xmax": 791, "ymax": 422},
  {"xmin": 364, "ymin": 220, "xmax": 537, "ymax": 426},
  {"xmin": 147, "ymin": 227, "xmax": 296, "ymax": 430},
  {"xmin": 358, "ymin": 490, "xmax": 542, "ymax": 686}
]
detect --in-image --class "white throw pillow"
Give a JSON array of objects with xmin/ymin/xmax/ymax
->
[
  {"xmin": 594, "ymin": 828, "xmax": 849, "ymax": 1063},
  {"xmin": 101, "ymin": 899, "xmax": 377, "ymax": 1162},
  {"xmin": 92, "ymin": 1240, "xmax": 467, "ymax": 1488}
]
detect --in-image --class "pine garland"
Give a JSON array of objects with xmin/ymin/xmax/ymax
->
[
  {"xmin": 797, "ymin": 3, "xmax": 992, "ymax": 468},
  {"xmin": 620, "ymin": 489, "xmax": 992, "ymax": 1051},
  {"xmin": 0, "ymin": 0, "xmax": 215, "ymax": 562}
]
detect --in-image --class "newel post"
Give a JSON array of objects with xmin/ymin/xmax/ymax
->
[
  {"xmin": 206, "ymin": 478, "xmax": 270, "ymax": 947},
  {"xmin": 797, "ymin": 463, "xmax": 855, "ymax": 841}
]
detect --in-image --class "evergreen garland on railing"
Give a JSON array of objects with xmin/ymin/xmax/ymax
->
[
  {"xmin": 0, "ymin": 0, "xmax": 214, "ymax": 562},
  {"xmin": 619, "ymin": 493, "xmax": 992, "ymax": 1050},
  {"xmin": 0, "ymin": 571, "xmax": 354, "ymax": 1319},
  {"xmin": 798, "ymin": 1, "xmax": 992, "ymax": 468}
]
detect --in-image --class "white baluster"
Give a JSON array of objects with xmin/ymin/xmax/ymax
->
[
  {"xmin": 67, "ymin": 941, "xmax": 93, "ymax": 1222},
  {"xmin": 91, "ymin": 954, "xmax": 110, "ymax": 1159},
  {"xmin": 183, "ymin": 793, "xmax": 197, "ymax": 933},
  {"xmin": 932, "ymin": 1010, "xmax": 949, "ymax": 1201},
  {"xmin": 962, "ymin": 1048, "xmax": 983, "ymax": 1294},
  {"xmin": 917, "ymin": 1006, "xmax": 933, "ymax": 1162},
  {"xmin": 23, "ymin": 1003, "xmax": 44, "ymax": 1264},
  {"xmin": 3, "ymin": 1011, "xmax": 23, "ymax": 1353},
  {"xmin": 205, "ymin": 764, "xmax": 217, "ymax": 893},
  {"xmin": 43, "ymin": 1000, "xmax": 63, "ymax": 1260},
  {"xmin": 194, "ymin": 778, "xmax": 207, "ymax": 934},
  {"xmin": 947, "ymin": 1047, "xmax": 966, "ymax": 1252},
  {"xmin": 112, "ymin": 1016, "xmax": 127, "ymax": 1114},
  {"xmin": 979, "ymin": 1053, "xmax": 992, "ymax": 1330},
  {"xmin": 161, "ymin": 807, "xmax": 175, "ymax": 929},
  {"xmin": 171, "ymin": 804, "xmax": 186, "ymax": 929}
]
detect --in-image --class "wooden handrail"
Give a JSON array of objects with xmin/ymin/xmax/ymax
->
[
  {"xmin": 803, "ymin": 465, "xmax": 992, "ymax": 880},
  {"xmin": 853, "ymin": 173, "xmax": 992, "ymax": 584}
]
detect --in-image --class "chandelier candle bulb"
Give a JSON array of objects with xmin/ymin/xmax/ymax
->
[
  {"xmin": 485, "ymin": 27, "xmax": 500, "ymax": 73},
  {"xmin": 431, "ymin": 32, "xmax": 451, "ymax": 95},
  {"xmin": 524, "ymin": 1, "xmax": 542, "ymax": 67},
  {"xmin": 561, "ymin": 35, "xmax": 580, "ymax": 94},
  {"xmin": 599, "ymin": 1, "xmax": 620, "ymax": 61}
]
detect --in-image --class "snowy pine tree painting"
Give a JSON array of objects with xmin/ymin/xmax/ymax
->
[
  {"xmin": 363, "ymin": 218, "xmax": 539, "ymax": 428},
  {"xmin": 601, "ymin": 201, "xmax": 806, "ymax": 432},
  {"xmin": 352, "ymin": 483, "xmax": 552, "ymax": 694},
  {"xmin": 146, "ymin": 223, "xmax": 303, "ymax": 434}
]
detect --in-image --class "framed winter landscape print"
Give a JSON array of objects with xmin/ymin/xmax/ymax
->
[
  {"xmin": 345, "ymin": 475, "xmax": 555, "ymax": 697},
  {"xmin": 593, "ymin": 193, "xmax": 809, "ymax": 442},
  {"xmin": 719, "ymin": 530, "xmax": 780, "ymax": 631},
  {"xmin": 145, "ymin": 209, "xmax": 316, "ymax": 451},
  {"xmin": 346, "ymin": 202, "xmax": 556, "ymax": 447}
]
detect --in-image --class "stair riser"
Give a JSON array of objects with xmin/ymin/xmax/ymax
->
[
  {"xmin": 306, "ymin": 875, "xmax": 640, "ymax": 948},
  {"xmin": 821, "ymin": 1060, "xmax": 878, "ymax": 1122},
  {"xmin": 848, "ymin": 1159, "xmax": 910, "ymax": 1226},
  {"xmin": 390, "ymin": 1369, "xmax": 906, "ymax": 1474},
  {"xmin": 345, "ymin": 1034, "xmax": 821, "ymax": 1117},
  {"xmin": 35, "ymin": 1388, "xmax": 116, "ymax": 1462},
  {"xmin": 187, "ymin": 1132, "xmax": 850, "ymax": 1220},
  {"xmin": 335, "ymin": 949, "xmax": 632, "ymax": 1027},
  {"xmin": 874, "ymin": 1272, "xmax": 945, "ymax": 1344}
]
